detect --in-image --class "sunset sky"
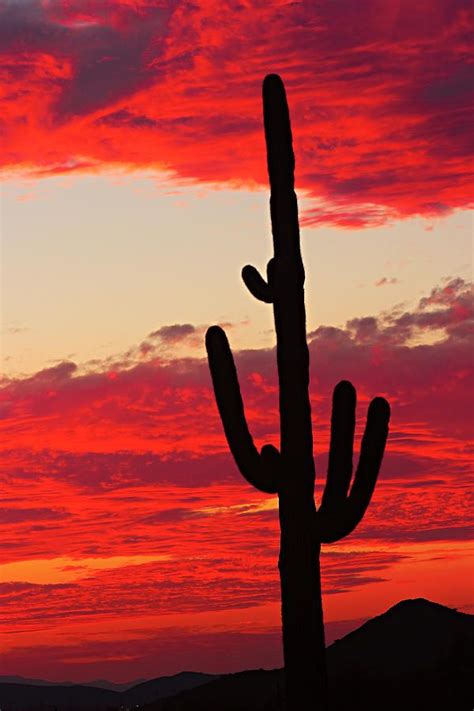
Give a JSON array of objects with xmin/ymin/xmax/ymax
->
[{"xmin": 1, "ymin": 0, "xmax": 473, "ymax": 684}]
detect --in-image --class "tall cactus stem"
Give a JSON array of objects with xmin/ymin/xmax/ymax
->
[{"xmin": 206, "ymin": 74, "xmax": 390, "ymax": 711}]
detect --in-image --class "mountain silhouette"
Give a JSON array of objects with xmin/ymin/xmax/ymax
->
[
  {"xmin": 0, "ymin": 676, "xmax": 147, "ymax": 692},
  {"xmin": 327, "ymin": 598, "xmax": 473, "ymax": 711},
  {"xmin": 143, "ymin": 599, "xmax": 473, "ymax": 711},
  {"xmin": 0, "ymin": 671, "xmax": 217, "ymax": 710},
  {"xmin": 121, "ymin": 672, "xmax": 218, "ymax": 706},
  {"xmin": 328, "ymin": 597, "xmax": 472, "ymax": 676},
  {"xmin": 1, "ymin": 600, "xmax": 471, "ymax": 710}
]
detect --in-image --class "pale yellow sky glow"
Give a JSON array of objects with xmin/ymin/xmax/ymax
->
[{"xmin": 2, "ymin": 172, "xmax": 472, "ymax": 376}]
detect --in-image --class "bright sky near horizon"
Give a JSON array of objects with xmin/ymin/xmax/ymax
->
[
  {"xmin": 0, "ymin": 0, "xmax": 473, "ymax": 684},
  {"xmin": 3, "ymin": 174, "xmax": 472, "ymax": 376}
]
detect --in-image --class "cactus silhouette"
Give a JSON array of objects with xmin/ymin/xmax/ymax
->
[{"xmin": 206, "ymin": 74, "xmax": 390, "ymax": 710}]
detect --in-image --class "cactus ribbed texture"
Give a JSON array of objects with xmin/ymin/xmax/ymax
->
[{"xmin": 206, "ymin": 74, "xmax": 390, "ymax": 710}]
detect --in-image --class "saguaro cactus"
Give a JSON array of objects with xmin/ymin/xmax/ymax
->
[{"xmin": 206, "ymin": 74, "xmax": 390, "ymax": 710}]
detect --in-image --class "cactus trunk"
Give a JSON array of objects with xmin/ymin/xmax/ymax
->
[
  {"xmin": 264, "ymin": 74, "xmax": 328, "ymax": 709},
  {"xmin": 279, "ymin": 509, "xmax": 327, "ymax": 708},
  {"xmin": 206, "ymin": 74, "xmax": 390, "ymax": 710}
]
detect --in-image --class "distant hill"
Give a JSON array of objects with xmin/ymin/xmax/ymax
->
[
  {"xmin": 327, "ymin": 597, "xmax": 472, "ymax": 675},
  {"xmin": 0, "ymin": 671, "xmax": 217, "ymax": 710},
  {"xmin": 0, "ymin": 676, "xmax": 72, "ymax": 687},
  {"xmin": 327, "ymin": 598, "xmax": 474, "ymax": 711},
  {"xmin": 143, "ymin": 598, "xmax": 473, "ymax": 711},
  {"xmin": 122, "ymin": 672, "xmax": 218, "ymax": 707},
  {"xmin": 1, "ymin": 599, "xmax": 472, "ymax": 710},
  {"xmin": 0, "ymin": 676, "xmax": 146, "ymax": 692},
  {"xmin": 81, "ymin": 678, "xmax": 148, "ymax": 692},
  {"xmin": 142, "ymin": 669, "xmax": 282, "ymax": 711}
]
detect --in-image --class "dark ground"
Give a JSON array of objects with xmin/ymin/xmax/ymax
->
[{"xmin": 2, "ymin": 599, "xmax": 472, "ymax": 710}]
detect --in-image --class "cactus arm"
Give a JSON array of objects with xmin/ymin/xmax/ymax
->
[
  {"xmin": 242, "ymin": 264, "xmax": 274, "ymax": 303},
  {"xmin": 205, "ymin": 325, "xmax": 280, "ymax": 494},
  {"xmin": 345, "ymin": 396, "xmax": 390, "ymax": 529},
  {"xmin": 317, "ymin": 396, "xmax": 390, "ymax": 543},
  {"xmin": 261, "ymin": 442, "xmax": 282, "ymax": 473},
  {"xmin": 320, "ymin": 380, "xmax": 356, "ymax": 511}
]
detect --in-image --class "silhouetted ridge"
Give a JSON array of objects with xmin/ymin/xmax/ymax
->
[
  {"xmin": 326, "ymin": 598, "xmax": 473, "ymax": 711},
  {"xmin": 0, "ymin": 671, "xmax": 218, "ymax": 710},
  {"xmin": 136, "ymin": 599, "xmax": 472, "ymax": 711},
  {"xmin": 142, "ymin": 669, "xmax": 283, "ymax": 711},
  {"xmin": 122, "ymin": 671, "xmax": 217, "ymax": 705},
  {"xmin": 0, "ymin": 675, "xmax": 148, "ymax": 691},
  {"xmin": 327, "ymin": 595, "xmax": 473, "ymax": 675},
  {"xmin": 2, "ymin": 600, "xmax": 471, "ymax": 709},
  {"xmin": 387, "ymin": 596, "xmax": 460, "ymax": 613}
]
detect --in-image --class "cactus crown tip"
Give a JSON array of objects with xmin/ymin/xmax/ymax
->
[
  {"xmin": 263, "ymin": 73, "xmax": 283, "ymax": 88},
  {"xmin": 205, "ymin": 324, "xmax": 223, "ymax": 342},
  {"xmin": 335, "ymin": 380, "xmax": 356, "ymax": 395},
  {"xmin": 371, "ymin": 396, "xmax": 391, "ymax": 419}
]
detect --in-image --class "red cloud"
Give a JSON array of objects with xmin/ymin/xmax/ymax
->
[
  {"xmin": 1, "ymin": 280, "xmax": 472, "ymax": 680},
  {"xmin": 1, "ymin": 279, "xmax": 472, "ymax": 537},
  {"xmin": 1, "ymin": 0, "xmax": 472, "ymax": 226},
  {"xmin": 1, "ymin": 278, "xmax": 471, "ymax": 456}
]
